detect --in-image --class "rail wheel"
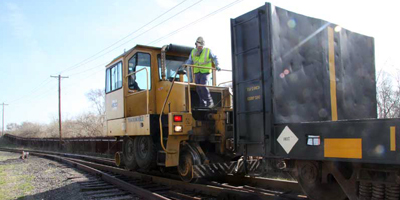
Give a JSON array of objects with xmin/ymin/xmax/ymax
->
[
  {"xmin": 122, "ymin": 137, "xmax": 139, "ymax": 170},
  {"xmin": 295, "ymin": 160, "xmax": 347, "ymax": 200},
  {"xmin": 178, "ymin": 146, "xmax": 201, "ymax": 182},
  {"xmin": 134, "ymin": 136, "xmax": 157, "ymax": 170}
]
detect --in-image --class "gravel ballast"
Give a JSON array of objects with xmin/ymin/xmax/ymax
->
[{"xmin": 0, "ymin": 151, "xmax": 90, "ymax": 200}]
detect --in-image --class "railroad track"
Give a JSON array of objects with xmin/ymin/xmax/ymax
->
[
  {"xmin": 0, "ymin": 148, "xmax": 307, "ymax": 200},
  {"xmin": 80, "ymin": 176, "xmax": 137, "ymax": 200}
]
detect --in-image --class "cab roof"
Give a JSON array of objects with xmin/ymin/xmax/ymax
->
[
  {"xmin": 106, "ymin": 44, "xmax": 193, "ymax": 67},
  {"xmin": 106, "ymin": 45, "xmax": 161, "ymax": 67}
]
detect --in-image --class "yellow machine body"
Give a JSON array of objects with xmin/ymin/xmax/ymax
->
[{"xmin": 105, "ymin": 44, "xmax": 232, "ymax": 167}]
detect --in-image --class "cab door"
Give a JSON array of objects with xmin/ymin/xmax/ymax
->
[
  {"xmin": 124, "ymin": 51, "xmax": 153, "ymax": 117},
  {"xmin": 105, "ymin": 60, "xmax": 125, "ymax": 136}
]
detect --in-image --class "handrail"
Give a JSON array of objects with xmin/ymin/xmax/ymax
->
[
  {"xmin": 218, "ymin": 81, "xmax": 233, "ymax": 87},
  {"xmin": 182, "ymin": 64, "xmax": 231, "ymax": 87},
  {"xmin": 183, "ymin": 64, "xmax": 232, "ymax": 72},
  {"xmin": 159, "ymin": 65, "xmax": 231, "ymax": 154},
  {"xmin": 126, "ymin": 67, "xmax": 149, "ymax": 114},
  {"xmin": 158, "ymin": 65, "xmax": 182, "ymax": 154},
  {"xmin": 183, "ymin": 64, "xmax": 231, "ymax": 87}
]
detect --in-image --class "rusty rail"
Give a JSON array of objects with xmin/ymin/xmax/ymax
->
[
  {"xmin": 2, "ymin": 134, "xmax": 121, "ymax": 157},
  {"xmin": 0, "ymin": 147, "xmax": 306, "ymax": 199}
]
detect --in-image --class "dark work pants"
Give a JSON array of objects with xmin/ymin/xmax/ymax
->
[{"xmin": 195, "ymin": 73, "xmax": 213, "ymax": 107}]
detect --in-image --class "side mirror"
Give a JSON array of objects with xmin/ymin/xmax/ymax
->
[{"xmin": 177, "ymin": 69, "xmax": 187, "ymax": 75}]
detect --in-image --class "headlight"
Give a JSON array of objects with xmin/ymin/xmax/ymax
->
[{"xmin": 174, "ymin": 125, "xmax": 183, "ymax": 132}]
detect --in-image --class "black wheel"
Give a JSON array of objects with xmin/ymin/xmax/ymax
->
[
  {"xmin": 122, "ymin": 137, "xmax": 138, "ymax": 170},
  {"xmin": 295, "ymin": 160, "xmax": 347, "ymax": 200},
  {"xmin": 178, "ymin": 147, "xmax": 201, "ymax": 182},
  {"xmin": 134, "ymin": 136, "xmax": 157, "ymax": 170}
]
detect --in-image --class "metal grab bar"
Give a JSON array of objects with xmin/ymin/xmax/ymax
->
[
  {"xmin": 158, "ymin": 65, "xmax": 232, "ymax": 154},
  {"xmin": 183, "ymin": 64, "xmax": 231, "ymax": 85},
  {"xmin": 218, "ymin": 81, "xmax": 233, "ymax": 87},
  {"xmin": 126, "ymin": 67, "xmax": 149, "ymax": 114},
  {"xmin": 183, "ymin": 64, "xmax": 232, "ymax": 72},
  {"xmin": 158, "ymin": 65, "xmax": 182, "ymax": 154}
]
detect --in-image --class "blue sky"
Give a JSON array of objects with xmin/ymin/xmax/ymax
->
[{"xmin": 1, "ymin": 0, "xmax": 400, "ymax": 127}]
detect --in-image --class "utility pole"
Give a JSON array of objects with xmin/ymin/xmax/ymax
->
[
  {"xmin": 50, "ymin": 75, "xmax": 68, "ymax": 143},
  {"xmin": 1, "ymin": 103, "xmax": 8, "ymax": 137}
]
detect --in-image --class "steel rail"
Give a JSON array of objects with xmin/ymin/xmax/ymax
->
[
  {"xmin": 0, "ymin": 148, "xmax": 306, "ymax": 199},
  {"xmin": 60, "ymin": 156, "xmax": 281, "ymax": 200},
  {"xmin": 224, "ymin": 175, "xmax": 303, "ymax": 194},
  {"xmin": 4, "ymin": 133, "xmax": 118, "ymax": 141},
  {"xmin": 0, "ymin": 147, "xmax": 115, "ymax": 166},
  {"xmin": 3, "ymin": 145, "xmax": 298, "ymax": 194},
  {"xmin": 0, "ymin": 148, "xmax": 169, "ymax": 200}
]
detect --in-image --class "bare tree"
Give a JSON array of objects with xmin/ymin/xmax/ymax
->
[
  {"xmin": 75, "ymin": 112, "xmax": 105, "ymax": 137},
  {"xmin": 85, "ymin": 89, "xmax": 105, "ymax": 117},
  {"xmin": 6, "ymin": 123, "xmax": 18, "ymax": 131},
  {"xmin": 5, "ymin": 89, "xmax": 107, "ymax": 138},
  {"xmin": 84, "ymin": 88, "xmax": 106, "ymax": 136},
  {"xmin": 377, "ymin": 71, "xmax": 400, "ymax": 118},
  {"xmin": 12, "ymin": 122, "xmax": 43, "ymax": 138}
]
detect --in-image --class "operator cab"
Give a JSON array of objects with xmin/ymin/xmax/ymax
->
[{"xmin": 105, "ymin": 44, "xmax": 231, "ymax": 135}]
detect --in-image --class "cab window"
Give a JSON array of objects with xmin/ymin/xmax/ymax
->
[
  {"xmin": 105, "ymin": 61, "xmax": 122, "ymax": 93},
  {"xmin": 158, "ymin": 55, "xmax": 190, "ymax": 82},
  {"xmin": 157, "ymin": 54, "xmax": 213, "ymax": 85},
  {"xmin": 128, "ymin": 53, "xmax": 151, "ymax": 91}
]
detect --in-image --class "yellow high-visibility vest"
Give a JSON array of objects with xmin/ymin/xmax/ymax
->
[{"xmin": 191, "ymin": 48, "xmax": 212, "ymax": 74}]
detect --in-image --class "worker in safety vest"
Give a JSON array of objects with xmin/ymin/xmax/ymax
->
[{"xmin": 186, "ymin": 36, "xmax": 220, "ymax": 108}]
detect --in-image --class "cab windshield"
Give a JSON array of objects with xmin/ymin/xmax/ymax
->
[
  {"xmin": 158, "ymin": 55, "xmax": 189, "ymax": 81},
  {"xmin": 158, "ymin": 54, "xmax": 213, "ymax": 85}
]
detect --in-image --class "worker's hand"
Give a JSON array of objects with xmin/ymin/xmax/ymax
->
[{"xmin": 216, "ymin": 66, "xmax": 221, "ymax": 71}]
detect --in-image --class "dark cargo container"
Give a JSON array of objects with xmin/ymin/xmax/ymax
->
[{"xmin": 231, "ymin": 3, "xmax": 376, "ymax": 156}]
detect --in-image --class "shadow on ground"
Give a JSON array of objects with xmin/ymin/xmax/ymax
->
[{"xmin": 17, "ymin": 181, "xmax": 87, "ymax": 200}]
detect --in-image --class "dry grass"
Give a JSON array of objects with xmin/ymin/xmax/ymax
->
[
  {"xmin": 0, "ymin": 156, "xmax": 34, "ymax": 199},
  {"xmin": 5, "ymin": 112, "xmax": 105, "ymax": 138}
]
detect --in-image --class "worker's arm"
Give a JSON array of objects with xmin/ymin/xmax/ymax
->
[
  {"xmin": 209, "ymin": 49, "xmax": 221, "ymax": 71},
  {"xmin": 185, "ymin": 53, "xmax": 194, "ymax": 65}
]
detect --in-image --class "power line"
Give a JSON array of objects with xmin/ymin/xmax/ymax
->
[
  {"xmin": 25, "ymin": 88, "xmax": 57, "ymax": 104},
  {"xmin": 7, "ymin": 78, "xmax": 53, "ymax": 104},
  {"xmin": 4, "ymin": 0, "xmax": 191, "ymax": 105},
  {"xmin": 5, "ymin": 0, "xmax": 243, "ymax": 111},
  {"xmin": 11, "ymin": 64, "xmax": 100, "ymax": 105},
  {"xmin": 66, "ymin": 0, "xmax": 242, "ymax": 92},
  {"xmin": 64, "ymin": 0, "xmax": 242, "ymax": 93},
  {"xmin": 15, "ymin": 81, "xmax": 58, "ymax": 105},
  {"xmin": 63, "ymin": 68, "xmax": 105, "ymax": 91},
  {"xmin": 148, "ymin": 0, "xmax": 244, "ymax": 45},
  {"xmin": 59, "ymin": 0, "xmax": 191, "ymax": 75},
  {"xmin": 67, "ymin": 62, "xmax": 108, "ymax": 77},
  {"xmin": 63, "ymin": 0, "xmax": 204, "ymax": 77}
]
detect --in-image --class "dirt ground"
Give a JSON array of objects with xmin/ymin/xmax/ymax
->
[{"xmin": 0, "ymin": 151, "xmax": 89, "ymax": 200}]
